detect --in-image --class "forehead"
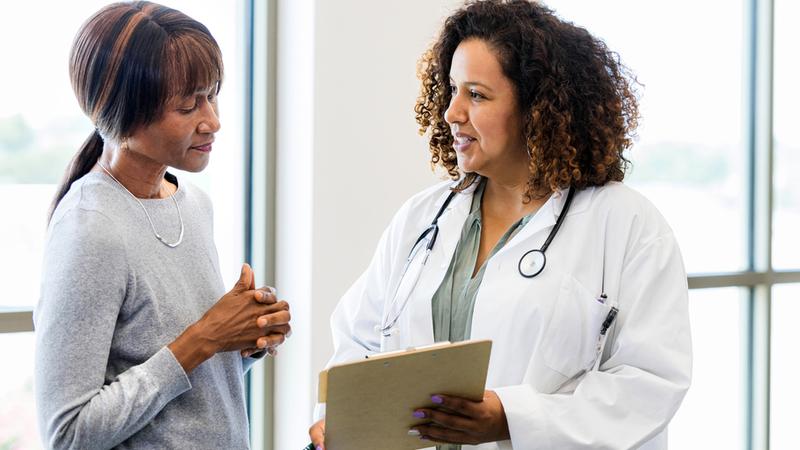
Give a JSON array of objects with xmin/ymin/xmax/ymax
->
[{"xmin": 449, "ymin": 38, "xmax": 506, "ymax": 84}]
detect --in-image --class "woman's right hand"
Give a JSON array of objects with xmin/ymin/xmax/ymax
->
[
  {"xmin": 309, "ymin": 419, "xmax": 326, "ymax": 450},
  {"xmin": 169, "ymin": 263, "xmax": 290, "ymax": 372}
]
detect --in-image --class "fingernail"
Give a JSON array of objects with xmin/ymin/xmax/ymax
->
[
  {"xmin": 255, "ymin": 291, "xmax": 263, "ymax": 300},
  {"xmin": 407, "ymin": 429, "xmax": 420, "ymax": 437},
  {"xmin": 287, "ymin": 330, "xmax": 293, "ymax": 338},
  {"xmin": 412, "ymin": 410, "xmax": 426, "ymax": 418},
  {"xmin": 431, "ymin": 395, "xmax": 443, "ymax": 404},
  {"xmin": 316, "ymin": 446, "xmax": 323, "ymax": 450}
]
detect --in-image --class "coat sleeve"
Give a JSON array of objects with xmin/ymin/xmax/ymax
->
[
  {"xmin": 34, "ymin": 209, "xmax": 191, "ymax": 450},
  {"xmin": 495, "ymin": 233, "xmax": 692, "ymax": 449}
]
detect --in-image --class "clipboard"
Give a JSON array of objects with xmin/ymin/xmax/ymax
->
[{"xmin": 318, "ymin": 339, "xmax": 492, "ymax": 450}]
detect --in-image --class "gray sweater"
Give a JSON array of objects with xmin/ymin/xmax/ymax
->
[{"xmin": 35, "ymin": 172, "xmax": 258, "ymax": 450}]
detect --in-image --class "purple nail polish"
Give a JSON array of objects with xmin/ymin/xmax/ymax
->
[
  {"xmin": 431, "ymin": 395, "xmax": 444, "ymax": 404},
  {"xmin": 413, "ymin": 410, "xmax": 426, "ymax": 418}
]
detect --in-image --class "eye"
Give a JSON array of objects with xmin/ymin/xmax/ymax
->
[
  {"xmin": 469, "ymin": 90, "xmax": 485, "ymax": 100},
  {"xmin": 178, "ymin": 101, "xmax": 197, "ymax": 114},
  {"xmin": 207, "ymin": 92, "xmax": 217, "ymax": 103},
  {"xmin": 449, "ymin": 84, "xmax": 457, "ymax": 95}
]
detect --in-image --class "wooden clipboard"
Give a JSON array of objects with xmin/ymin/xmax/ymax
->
[{"xmin": 318, "ymin": 339, "xmax": 492, "ymax": 450}]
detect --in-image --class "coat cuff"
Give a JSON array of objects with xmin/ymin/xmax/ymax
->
[{"xmin": 495, "ymin": 384, "xmax": 551, "ymax": 448}]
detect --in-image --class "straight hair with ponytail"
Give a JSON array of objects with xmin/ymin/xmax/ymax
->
[{"xmin": 50, "ymin": 1, "xmax": 223, "ymax": 221}]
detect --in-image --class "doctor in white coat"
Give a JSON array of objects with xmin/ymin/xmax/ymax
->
[{"xmin": 310, "ymin": 1, "xmax": 691, "ymax": 449}]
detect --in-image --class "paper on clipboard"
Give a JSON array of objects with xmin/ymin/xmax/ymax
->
[{"xmin": 318, "ymin": 339, "xmax": 492, "ymax": 450}]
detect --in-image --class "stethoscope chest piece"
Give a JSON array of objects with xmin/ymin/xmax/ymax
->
[{"xmin": 518, "ymin": 249, "xmax": 546, "ymax": 278}]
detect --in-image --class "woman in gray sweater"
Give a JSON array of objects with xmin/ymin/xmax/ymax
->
[{"xmin": 34, "ymin": 2, "xmax": 289, "ymax": 449}]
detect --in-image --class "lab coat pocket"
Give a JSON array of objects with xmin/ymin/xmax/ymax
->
[{"xmin": 541, "ymin": 274, "xmax": 611, "ymax": 378}]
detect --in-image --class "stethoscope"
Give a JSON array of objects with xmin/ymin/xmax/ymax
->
[{"xmin": 378, "ymin": 186, "xmax": 576, "ymax": 337}]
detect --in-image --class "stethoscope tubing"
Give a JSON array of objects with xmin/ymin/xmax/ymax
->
[
  {"xmin": 380, "ymin": 191, "xmax": 457, "ymax": 336},
  {"xmin": 518, "ymin": 186, "xmax": 575, "ymax": 278},
  {"xmin": 380, "ymin": 185, "xmax": 575, "ymax": 336}
]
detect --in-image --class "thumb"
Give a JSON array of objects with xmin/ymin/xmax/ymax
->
[{"xmin": 235, "ymin": 263, "xmax": 252, "ymax": 291}]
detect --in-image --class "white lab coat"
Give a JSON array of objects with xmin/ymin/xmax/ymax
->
[{"xmin": 319, "ymin": 179, "xmax": 692, "ymax": 450}]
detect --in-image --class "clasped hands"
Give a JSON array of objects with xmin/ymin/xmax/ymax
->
[
  {"xmin": 233, "ymin": 263, "xmax": 291, "ymax": 358},
  {"xmin": 234, "ymin": 264, "xmax": 291, "ymax": 358},
  {"xmin": 171, "ymin": 263, "xmax": 291, "ymax": 372}
]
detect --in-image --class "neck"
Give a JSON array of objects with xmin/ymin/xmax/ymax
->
[
  {"xmin": 480, "ymin": 159, "xmax": 550, "ymax": 217},
  {"xmin": 97, "ymin": 143, "xmax": 170, "ymax": 199}
]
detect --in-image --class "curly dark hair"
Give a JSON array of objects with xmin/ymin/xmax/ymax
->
[{"xmin": 415, "ymin": 0, "xmax": 640, "ymax": 199}]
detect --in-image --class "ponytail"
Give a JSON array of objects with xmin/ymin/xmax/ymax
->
[{"xmin": 48, "ymin": 130, "xmax": 103, "ymax": 222}]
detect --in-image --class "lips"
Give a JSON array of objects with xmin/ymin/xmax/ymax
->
[
  {"xmin": 190, "ymin": 141, "xmax": 213, "ymax": 153},
  {"xmin": 452, "ymin": 131, "xmax": 476, "ymax": 152}
]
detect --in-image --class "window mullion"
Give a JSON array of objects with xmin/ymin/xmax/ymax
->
[{"xmin": 745, "ymin": 0, "xmax": 775, "ymax": 447}]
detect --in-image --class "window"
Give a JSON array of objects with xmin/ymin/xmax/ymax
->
[
  {"xmin": 0, "ymin": 1, "xmax": 246, "ymax": 446},
  {"xmin": 771, "ymin": 284, "xmax": 800, "ymax": 448},
  {"xmin": 542, "ymin": 0, "xmax": 797, "ymax": 448},
  {"xmin": 545, "ymin": 0, "xmax": 748, "ymax": 274},
  {"xmin": 772, "ymin": 0, "xmax": 799, "ymax": 269},
  {"xmin": 669, "ymin": 288, "xmax": 746, "ymax": 449}
]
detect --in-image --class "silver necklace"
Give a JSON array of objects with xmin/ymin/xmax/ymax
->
[{"xmin": 98, "ymin": 162, "xmax": 185, "ymax": 248}]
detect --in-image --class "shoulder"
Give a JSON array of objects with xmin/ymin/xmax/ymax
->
[
  {"xmin": 590, "ymin": 182, "xmax": 663, "ymax": 217},
  {"xmin": 173, "ymin": 178, "xmax": 215, "ymax": 232},
  {"xmin": 175, "ymin": 177, "xmax": 213, "ymax": 211},
  {"xmin": 395, "ymin": 179, "xmax": 460, "ymax": 221},
  {"xmin": 586, "ymin": 181, "xmax": 678, "ymax": 253},
  {"xmin": 176, "ymin": 177, "xmax": 210, "ymax": 203},
  {"xmin": 49, "ymin": 173, "xmax": 126, "ymax": 245}
]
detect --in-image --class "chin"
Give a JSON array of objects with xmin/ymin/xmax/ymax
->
[
  {"xmin": 456, "ymin": 159, "xmax": 479, "ymax": 175},
  {"xmin": 179, "ymin": 157, "xmax": 211, "ymax": 173},
  {"xmin": 190, "ymin": 162, "xmax": 210, "ymax": 173}
]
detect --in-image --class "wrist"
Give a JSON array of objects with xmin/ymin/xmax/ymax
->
[
  {"xmin": 168, "ymin": 322, "xmax": 215, "ymax": 373},
  {"xmin": 188, "ymin": 321, "xmax": 218, "ymax": 360}
]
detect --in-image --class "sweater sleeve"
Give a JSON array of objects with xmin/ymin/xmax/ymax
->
[
  {"xmin": 34, "ymin": 208, "xmax": 191, "ymax": 450},
  {"xmin": 495, "ymin": 233, "xmax": 692, "ymax": 449}
]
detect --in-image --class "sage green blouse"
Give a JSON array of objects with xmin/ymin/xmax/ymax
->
[
  {"xmin": 430, "ymin": 180, "xmax": 534, "ymax": 450},
  {"xmin": 431, "ymin": 179, "xmax": 534, "ymax": 342}
]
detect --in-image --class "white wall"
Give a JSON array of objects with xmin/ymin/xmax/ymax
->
[{"xmin": 273, "ymin": 0, "xmax": 460, "ymax": 448}]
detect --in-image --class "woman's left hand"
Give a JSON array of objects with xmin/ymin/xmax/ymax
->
[
  {"xmin": 240, "ymin": 284, "xmax": 290, "ymax": 358},
  {"xmin": 409, "ymin": 390, "xmax": 510, "ymax": 445}
]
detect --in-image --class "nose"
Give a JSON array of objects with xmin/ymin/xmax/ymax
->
[
  {"xmin": 444, "ymin": 89, "xmax": 467, "ymax": 126},
  {"xmin": 198, "ymin": 101, "xmax": 221, "ymax": 134}
]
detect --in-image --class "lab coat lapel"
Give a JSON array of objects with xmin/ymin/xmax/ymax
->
[
  {"xmin": 494, "ymin": 187, "xmax": 593, "ymax": 259},
  {"xmin": 495, "ymin": 192, "xmax": 560, "ymax": 258},
  {"xmin": 404, "ymin": 185, "xmax": 474, "ymax": 346}
]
